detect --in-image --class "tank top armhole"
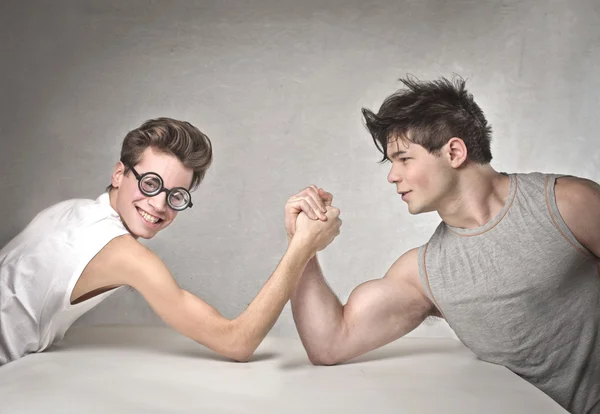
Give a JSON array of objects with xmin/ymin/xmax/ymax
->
[
  {"xmin": 62, "ymin": 221, "xmax": 130, "ymax": 311},
  {"xmin": 418, "ymin": 243, "xmax": 446, "ymax": 318},
  {"xmin": 545, "ymin": 174, "xmax": 593, "ymax": 257}
]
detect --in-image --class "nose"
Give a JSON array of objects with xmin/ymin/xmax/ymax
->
[
  {"xmin": 387, "ymin": 164, "xmax": 402, "ymax": 184},
  {"xmin": 148, "ymin": 191, "xmax": 168, "ymax": 213}
]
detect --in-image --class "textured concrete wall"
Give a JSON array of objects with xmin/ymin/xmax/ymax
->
[{"xmin": 1, "ymin": 0, "xmax": 598, "ymax": 337}]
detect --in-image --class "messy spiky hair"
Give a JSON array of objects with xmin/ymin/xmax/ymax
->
[{"xmin": 362, "ymin": 75, "xmax": 492, "ymax": 164}]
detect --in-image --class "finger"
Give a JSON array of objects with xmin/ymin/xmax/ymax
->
[
  {"xmin": 325, "ymin": 206, "xmax": 340, "ymax": 218},
  {"xmin": 297, "ymin": 187, "xmax": 326, "ymax": 216},
  {"xmin": 286, "ymin": 196, "xmax": 310, "ymax": 214},
  {"xmin": 298, "ymin": 200, "xmax": 319, "ymax": 220},
  {"xmin": 289, "ymin": 187, "xmax": 325, "ymax": 211},
  {"xmin": 300, "ymin": 185, "xmax": 320, "ymax": 202},
  {"xmin": 307, "ymin": 197, "xmax": 327, "ymax": 220},
  {"xmin": 303, "ymin": 186, "xmax": 327, "ymax": 214},
  {"xmin": 286, "ymin": 196, "xmax": 302, "ymax": 211},
  {"xmin": 306, "ymin": 196, "xmax": 328, "ymax": 218},
  {"xmin": 303, "ymin": 196, "xmax": 327, "ymax": 220},
  {"xmin": 318, "ymin": 188, "xmax": 334, "ymax": 206}
]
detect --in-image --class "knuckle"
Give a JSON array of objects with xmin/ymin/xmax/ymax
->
[{"xmin": 288, "ymin": 198, "xmax": 302, "ymax": 206}]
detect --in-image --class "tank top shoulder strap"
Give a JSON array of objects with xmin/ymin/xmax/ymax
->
[{"xmin": 418, "ymin": 240, "xmax": 446, "ymax": 317}]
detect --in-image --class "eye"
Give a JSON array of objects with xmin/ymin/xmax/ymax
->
[
  {"xmin": 141, "ymin": 176, "xmax": 161, "ymax": 192},
  {"xmin": 168, "ymin": 189, "xmax": 190, "ymax": 208}
]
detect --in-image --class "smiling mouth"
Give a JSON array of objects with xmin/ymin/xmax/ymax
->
[{"xmin": 136, "ymin": 207, "xmax": 163, "ymax": 225}]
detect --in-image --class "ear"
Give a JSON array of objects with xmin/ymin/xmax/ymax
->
[
  {"xmin": 111, "ymin": 161, "xmax": 126, "ymax": 189},
  {"xmin": 446, "ymin": 137, "xmax": 468, "ymax": 168}
]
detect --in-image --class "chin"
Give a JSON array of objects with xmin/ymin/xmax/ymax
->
[
  {"xmin": 407, "ymin": 203, "xmax": 429, "ymax": 215},
  {"xmin": 128, "ymin": 209, "xmax": 171, "ymax": 239},
  {"xmin": 139, "ymin": 224, "xmax": 165, "ymax": 239},
  {"xmin": 122, "ymin": 219, "xmax": 161, "ymax": 240},
  {"xmin": 136, "ymin": 231, "xmax": 157, "ymax": 240},
  {"xmin": 407, "ymin": 207, "xmax": 421, "ymax": 215}
]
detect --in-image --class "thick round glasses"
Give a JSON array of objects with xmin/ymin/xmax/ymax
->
[{"xmin": 128, "ymin": 164, "xmax": 193, "ymax": 211}]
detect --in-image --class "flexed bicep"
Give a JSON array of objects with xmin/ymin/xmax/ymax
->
[{"xmin": 322, "ymin": 248, "xmax": 435, "ymax": 364}]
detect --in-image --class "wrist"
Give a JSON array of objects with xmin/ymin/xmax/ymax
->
[{"xmin": 287, "ymin": 234, "xmax": 317, "ymax": 261}]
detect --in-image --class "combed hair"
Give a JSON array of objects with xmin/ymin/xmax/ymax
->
[{"xmin": 108, "ymin": 117, "xmax": 212, "ymax": 191}]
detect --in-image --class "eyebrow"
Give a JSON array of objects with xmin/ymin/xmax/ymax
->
[{"xmin": 388, "ymin": 150, "xmax": 407, "ymax": 160}]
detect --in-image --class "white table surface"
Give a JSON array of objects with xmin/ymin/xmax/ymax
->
[{"xmin": 0, "ymin": 326, "xmax": 567, "ymax": 413}]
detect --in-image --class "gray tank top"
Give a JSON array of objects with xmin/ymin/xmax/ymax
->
[{"xmin": 418, "ymin": 172, "xmax": 600, "ymax": 414}]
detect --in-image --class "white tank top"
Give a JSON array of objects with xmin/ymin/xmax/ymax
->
[{"xmin": 0, "ymin": 193, "xmax": 130, "ymax": 365}]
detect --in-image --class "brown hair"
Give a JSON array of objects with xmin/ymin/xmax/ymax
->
[{"xmin": 108, "ymin": 117, "xmax": 213, "ymax": 192}]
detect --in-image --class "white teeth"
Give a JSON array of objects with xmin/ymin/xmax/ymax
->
[{"xmin": 138, "ymin": 209, "xmax": 159, "ymax": 224}]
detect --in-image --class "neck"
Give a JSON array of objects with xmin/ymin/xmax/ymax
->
[
  {"xmin": 108, "ymin": 188, "xmax": 139, "ymax": 240},
  {"xmin": 108, "ymin": 188, "xmax": 118, "ymax": 212},
  {"xmin": 436, "ymin": 165, "xmax": 510, "ymax": 229}
]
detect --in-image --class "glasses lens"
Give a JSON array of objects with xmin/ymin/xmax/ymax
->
[
  {"xmin": 168, "ymin": 189, "xmax": 191, "ymax": 210},
  {"xmin": 140, "ymin": 174, "xmax": 162, "ymax": 195}
]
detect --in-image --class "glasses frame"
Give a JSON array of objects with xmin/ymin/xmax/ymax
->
[{"xmin": 127, "ymin": 164, "xmax": 193, "ymax": 211}]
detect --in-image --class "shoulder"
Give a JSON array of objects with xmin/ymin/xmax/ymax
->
[
  {"xmin": 383, "ymin": 247, "xmax": 439, "ymax": 316},
  {"xmin": 555, "ymin": 176, "xmax": 600, "ymax": 256},
  {"xmin": 36, "ymin": 195, "xmax": 118, "ymax": 229},
  {"xmin": 87, "ymin": 234, "xmax": 170, "ymax": 287},
  {"xmin": 104, "ymin": 235, "xmax": 164, "ymax": 269},
  {"xmin": 386, "ymin": 248, "xmax": 419, "ymax": 278},
  {"xmin": 386, "ymin": 248, "xmax": 431, "ymax": 296},
  {"xmin": 554, "ymin": 176, "xmax": 600, "ymax": 222},
  {"xmin": 555, "ymin": 175, "xmax": 600, "ymax": 199}
]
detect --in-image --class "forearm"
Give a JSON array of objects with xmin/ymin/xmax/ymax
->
[
  {"xmin": 290, "ymin": 255, "xmax": 345, "ymax": 364},
  {"xmin": 230, "ymin": 238, "xmax": 315, "ymax": 360}
]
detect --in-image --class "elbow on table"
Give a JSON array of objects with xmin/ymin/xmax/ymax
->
[
  {"xmin": 306, "ymin": 346, "xmax": 344, "ymax": 366},
  {"xmin": 226, "ymin": 346, "xmax": 254, "ymax": 363},
  {"xmin": 220, "ymin": 323, "xmax": 259, "ymax": 363}
]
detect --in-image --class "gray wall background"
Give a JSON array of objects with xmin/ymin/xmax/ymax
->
[{"xmin": 1, "ymin": 0, "xmax": 599, "ymax": 338}]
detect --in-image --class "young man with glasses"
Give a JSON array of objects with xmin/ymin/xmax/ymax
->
[{"xmin": 0, "ymin": 117, "xmax": 342, "ymax": 365}]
